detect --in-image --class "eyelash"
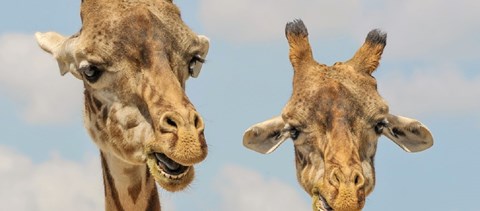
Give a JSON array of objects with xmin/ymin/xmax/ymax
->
[
  {"xmin": 374, "ymin": 119, "xmax": 388, "ymax": 134},
  {"xmin": 290, "ymin": 126, "xmax": 300, "ymax": 140},
  {"xmin": 188, "ymin": 54, "xmax": 205, "ymax": 76}
]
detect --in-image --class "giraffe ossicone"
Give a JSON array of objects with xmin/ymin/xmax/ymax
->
[
  {"xmin": 36, "ymin": 0, "xmax": 209, "ymax": 210},
  {"xmin": 243, "ymin": 19, "xmax": 433, "ymax": 211}
]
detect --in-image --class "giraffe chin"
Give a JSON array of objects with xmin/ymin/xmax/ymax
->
[
  {"xmin": 312, "ymin": 192, "xmax": 363, "ymax": 211},
  {"xmin": 313, "ymin": 193, "xmax": 333, "ymax": 211},
  {"xmin": 146, "ymin": 154, "xmax": 194, "ymax": 192}
]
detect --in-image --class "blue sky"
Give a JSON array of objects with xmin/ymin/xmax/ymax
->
[{"xmin": 1, "ymin": 0, "xmax": 479, "ymax": 210}]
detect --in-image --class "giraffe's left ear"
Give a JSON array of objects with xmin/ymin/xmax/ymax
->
[
  {"xmin": 243, "ymin": 116, "xmax": 290, "ymax": 154},
  {"xmin": 382, "ymin": 114, "xmax": 434, "ymax": 153}
]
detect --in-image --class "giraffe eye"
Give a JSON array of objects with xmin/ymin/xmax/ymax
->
[
  {"xmin": 290, "ymin": 127, "xmax": 301, "ymax": 140},
  {"xmin": 374, "ymin": 119, "xmax": 388, "ymax": 134},
  {"xmin": 82, "ymin": 65, "xmax": 103, "ymax": 83},
  {"xmin": 188, "ymin": 54, "xmax": 205, "ymax": 78}
]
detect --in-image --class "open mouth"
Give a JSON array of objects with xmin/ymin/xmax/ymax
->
[
  {"xmin": 152, "ymin": 152, "xmax": 190, "ymax": 179},
  {"xmin": 313, "ymin": 191, "xmax": 333, "ymax": 211}
]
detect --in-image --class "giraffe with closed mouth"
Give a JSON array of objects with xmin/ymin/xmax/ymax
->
[{"xmin": 243, "ymin": 19, "xmax": 433, "ymax": 211}]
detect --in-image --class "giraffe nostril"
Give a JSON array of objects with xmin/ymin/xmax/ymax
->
[
  {"xmin": 192, "ymin": 113, "xmax": 204, "ymax": 132},
  {"xmin": 194, "ymin": 115, "xmax": 200, "ymax": 128},
  {"xmin": 166, "ymin": 117, "xmax": 177, "ymax": 128},
  {"xmin": 159, "ymin": 112, "xmax": 183, "ymax": 132},
  {"xmin": 352, "ymin": 170, "xmax": 365, "ymax": 188}
]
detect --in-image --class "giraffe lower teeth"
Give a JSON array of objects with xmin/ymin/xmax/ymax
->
[
  {"xmin": 153, "ymin": 152, "xmax": 189, "ymax": 178},
  {"xmin": 158, "ymin": 167, "xmax": 189, "ymax": 180}
]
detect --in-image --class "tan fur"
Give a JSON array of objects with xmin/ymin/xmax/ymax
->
[{"xmin": 36, "ymin": 0, "xmax": 210, "ymax": 210}]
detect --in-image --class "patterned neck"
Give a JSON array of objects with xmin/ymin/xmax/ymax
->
[{"xmin": 100, "ymin": 152, "xmax": 160, "ymax": 211}]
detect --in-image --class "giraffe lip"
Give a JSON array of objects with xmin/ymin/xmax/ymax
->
[
  {"xmin": 314, "ymin": 192, "xmax": 333, "ymax": 211},
  {"xmin": 153, "ymin": 153, "xmax": 189, "ymax": 176}
]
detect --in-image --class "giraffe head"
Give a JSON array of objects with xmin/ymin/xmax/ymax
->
[
  {"xmin": 35, "ymin": 0, "xmax": 209, "ymax": 192},
  {"xmin": 243, "ymin": 20, "xmax": 433, "ymax": 211}
]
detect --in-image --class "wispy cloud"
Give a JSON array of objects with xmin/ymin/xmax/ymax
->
[
  {"xmin": 199, "ymin": 0, "xmax": 361, "ymax": 43},
  {"xmin": 0, "ymin": 146, "xmax": 103, "ymax": 211},
  {"xmin": 0, "ymin": 33, "xmax": 83, "ymax": 124},
  {"xmin": 199, "ymin": 0, "xmax": 480, "ymax": 61},
  {"xmin": 0, "ymin": 146, "xmax": 177, "ymax": 211},
  {"xmin": 378, "ymin": 63, "xmax": 480, "ymax": 117},
  {"xmin": 215, "ymin": 165, "xmax": 309, "ymax": 211}
]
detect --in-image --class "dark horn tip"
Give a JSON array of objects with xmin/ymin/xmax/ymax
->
[
  {"xmin": 366, "ymin": 29, "xmax": 387, "ymax": 45},
  {"xmin": 285, "ymin": 19, "xmax": 309, "ymax": 38}
]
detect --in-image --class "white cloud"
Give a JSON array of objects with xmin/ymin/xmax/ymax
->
[
  {"xmin": 0, "ymin": 146, "xmax": 176, "ymax": 211},
  {"xmin": 215, "ymin": 165, "xmax": 310, "ymax": 211},
  {"xmin": 0, "ymin": 146, "xmax": 103, "ymax": 211},
  {"xmin": 0, "ymin": 33, "xmax": 83, "ymax": 124},
  {"xmin": 365, "ymin": 0, "xmax": 480, "ymax": 62},
  {"xmin": 378, "ymin": 63, "xmax": 480, "ymax": 117},
  {"xmin": 199, "ymin": 0, "xmax": 361, "ymax": 43},
  {"xmin": 199, "ymin": 0, "xmax": 480, "ymax": 61}
]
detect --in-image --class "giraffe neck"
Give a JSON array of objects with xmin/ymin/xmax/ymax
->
[{"xmin": 100, "ymin": 151, "xmax": 161, "ymax": 211}]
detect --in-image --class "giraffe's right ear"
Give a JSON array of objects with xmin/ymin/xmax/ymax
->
[
  {"xmin": 243, "ymin": 116, "xmax": 290, "ymax": 154},
  {"xmin": 35, "ymin": 32, "xmax": 81, "ymax": 79},
  {"xmin": 382, "ymin": 114, "xmax": 434, "ymax": 153}
]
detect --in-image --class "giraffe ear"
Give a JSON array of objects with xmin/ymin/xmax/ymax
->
[
  {"xmin": 35, "ymin": 32, "xmax": 82, "ymax": 79},
  {"xmin": 243, "ymin": 116, "xmax": 290, "ymax": 154},
  {"xmin": 346, "ymin": 29, "xmax": 387, "ymax": 75},
  {"xmin": 382, "ymin": 114, "xmax": 434, "ymax": 153}
]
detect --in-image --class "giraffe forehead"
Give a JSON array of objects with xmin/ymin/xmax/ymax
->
[
  {"xmin": 287, "ymin": 82, "xmax": 361, "ymax": 124},
  {"xmin": 286, "ymin": 69, "xmax": 386, "ymax": 127},
  {"xmin": 78, "ymin": 2, "xmax": 192, "ymax": 68}
]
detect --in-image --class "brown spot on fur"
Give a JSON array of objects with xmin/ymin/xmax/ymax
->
[
  {"xmin": 92, "ymin": 95, "xmax": 103, "ymax": 112},
  {"xmin": 121, "ymin": 144, "xmax": 138, "ymax": 159},
  {"xmin": 128, "ymin": 183, "xmax": 142, "ymax": 203},
  {"xmin": 84, "ymin": 91, "xmax": 95, "ymax": 116},
  {"xmin": 125, "ymin": 167, "xmax": 142, "ymax": 204},
  {"xmin": 145, "ymin": 165, "xmax": 151, "ymax": 182},
  {"xmin": 126, "ymin": 118, "xmax": 139, "ymax": 129},
  {"xmin": 101, "ymin": 106, "xmax": 109, "ymax": 123},
  {"xmin": 99, "ymin": 132, "xmax": 108, "ymax": 144},
  {"xmin": 295, "ymin": 148, "xmax": 308, "ymax": 167},
  {"xmin": 145, "ymin": 185, "xmax": 160, "ymax": 211},
  {"xmin": 109, "ymin": 124, "xmax": 124, "ymax": 141},
  {"xmin": 95, "ymin": 121, "xmax": 101, "ymax": 131}
]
